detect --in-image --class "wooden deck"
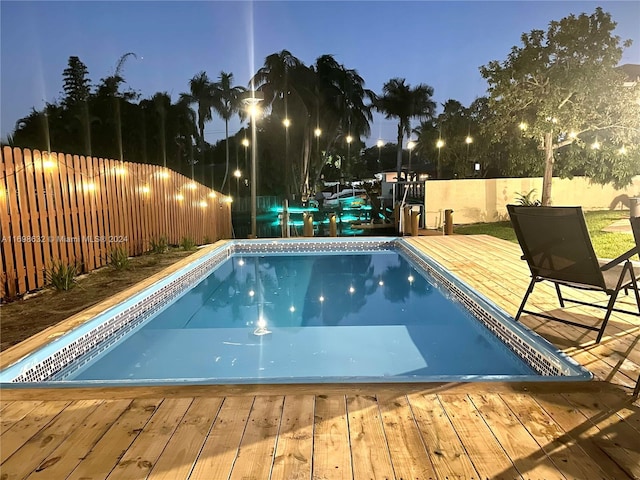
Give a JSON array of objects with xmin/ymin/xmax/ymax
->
[{"xmin": 1, "ymin": 235, "xmax": 639, "ymax": 479}]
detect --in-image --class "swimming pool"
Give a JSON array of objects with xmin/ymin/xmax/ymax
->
[{"xmin": 0, "ymin": 238, "xmax": 591, "ymax": 386}]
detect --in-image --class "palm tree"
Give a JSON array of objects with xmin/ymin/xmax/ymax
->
[
  {"xmin": 212, "ymin": 72, "xmax": 246, "ymax": 193},
  {"xmin": 180, "ymin": 71, "xmax": 214, "ymax": 171},
  {"xmin": 174, "ymin": 95, "xmax": 198, "ymax": 177},
  {"xmin": 375, "ymin": 78, "xmax": 436, "ymax": 180},
  {"xmin": 310, "ymin": 55, "xmax": 374, "ymax": 185},
  {"xmin": 252, "ymin": 50, "xmax": 304, "ymax": 198}
]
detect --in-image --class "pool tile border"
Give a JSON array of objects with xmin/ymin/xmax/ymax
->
[{"xmin": 4, "ymin": 238, "xmax": 583, "ymax": 383}]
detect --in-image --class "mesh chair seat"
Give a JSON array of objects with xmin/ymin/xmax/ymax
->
[{"xmin": 599, "ymin": 259, "xmax": 639, "ymax": 291}]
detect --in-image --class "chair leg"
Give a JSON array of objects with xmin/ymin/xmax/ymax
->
[
  {"xmin": 625, "ymin": 261, "xmax": 640, "ymax": 314},
  {"xmin": 596, "ymin": 288, "xmax": 622, "ymax": 343},
  {"xmin": 555, "ymin": 283, "xmax": 565, "ymax": 307},
  {"xmin": 516, "ymin": 278, "xmax": 537, "ymax": 321},
  {"xmin": 634, "ymin": 374, "xmax": 640, "ymax": 398}
]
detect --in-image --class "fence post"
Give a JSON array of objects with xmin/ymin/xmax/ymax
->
[
  {"xmin": 403, "ymin": 206, "xmax": 411, "ymax": 235},
  {"xmin": 445, "ymin": 209, "xmax": 454, "ymax": 235},
  {"xmin": 303, "ymin": 213, "xmax": 314, "ymax": 237},
  {"xmin": 329, "ymin": 214, "xmax": 337, "ymax": 237},
  {"xmin": 281, "ymin": 199, "xmax": 290, "ymax": 238},
  {"xmin": 411, "ymin": 211, "xmax": 420, "ymax": 236}
]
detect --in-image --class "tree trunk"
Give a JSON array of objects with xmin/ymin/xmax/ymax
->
[
  {"xmin": 395, "ymin": 123, "xmax": 403, "ymax": 182},
  {"xmin": 301, "ymin": 128, "xmax": 311, "ymax": 194},
  {"xmin": 222, "ymin": 119, "xmax": 230, "ymax": 193},
  {"xmin": 542, "ymin": 131, "xmax": 554, "ymax": 206}
]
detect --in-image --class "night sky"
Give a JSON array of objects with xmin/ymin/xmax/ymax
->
[{"xmin": 2, "ymin": 1, "xmax": 639, "ymax": 147}]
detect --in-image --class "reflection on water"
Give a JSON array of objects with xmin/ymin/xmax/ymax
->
[{"xmin": 184, "ymin": 252, "xmax": 432, "ymax": 328}]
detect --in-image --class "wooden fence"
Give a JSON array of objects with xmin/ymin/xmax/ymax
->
[{"xmin": 0, "ymin": 147, "xmax": 232, "ymax": 301}]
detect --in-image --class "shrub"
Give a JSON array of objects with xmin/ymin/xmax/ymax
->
[
  {"xmin": 180, "ymin": 236, "xmax": 196, "ymax": 251},
  {"xmin": 46, "ymin": 261, "xmax": 78, "ymax": 291},
  {"xmin": 514, "ymin": 189, "xmax": 541, "ymax": 206},
  {"xmin": 150, "ymin": 235, "xmax": 168, "ymax": 254},
  {"xmin": 109, "ymin": 246, "xmax": 131, "ymax": 270},
  {"xmin": 203, "ymin": 236, "xmax": 212, "ymax": 245}
]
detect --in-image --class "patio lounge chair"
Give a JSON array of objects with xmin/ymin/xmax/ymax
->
[
  {"xmin": 507, "ymin": 205, "xmax": 640, "ymax": 344},
  {"xmin": 628, "ymin": 215, "xmax": 640, "ymax": 397}
]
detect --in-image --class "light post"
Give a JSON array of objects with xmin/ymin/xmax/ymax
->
[
  {"xmin": 436, "ymin": 138, "xmax": 444, "ymax": 179},
  {"xmin": 242, "ymin": 91, "xmax": 264, "ymax": 238},
  {"xmin": 376, "ymin": 139, "xmax": 383, "ymax": 169},
  {"xmin": 234, "ymin": 168, "xmax": 242, "ymax": 199},
  {"xmin": 407, "ymin": 140, "xmax": 415, "ymax": 179},
  {"xmin": 465, "ymin": 135, "xmax": 473, "ymax": 176},
  {"xmin": 314, "ymin": 128, "xmax": 322, "ymax": 190},
  {"xmin": 242, "ymin": 137, "xmax": 249, "ymax": 170},
  {"xmin": 346, "ymin": 135, "xmax": 353, "ymax": 181},
  {"xmin": 283, "ymin": 118, "xmax": 291, "ymax": 196}
]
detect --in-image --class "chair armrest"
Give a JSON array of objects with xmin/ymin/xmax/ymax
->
[{"xmin": 600, "ymin": 246, "xmax": 639, "ymax": 270}]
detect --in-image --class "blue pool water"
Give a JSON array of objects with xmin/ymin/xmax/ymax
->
[{"xmin": 59, "ymin": 251, "xmax": 536, "ymax": 383}]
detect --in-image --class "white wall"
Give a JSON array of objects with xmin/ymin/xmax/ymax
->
[{"xmin": 423, "ymin": 176, "xmax": 640, "ymax": 228}]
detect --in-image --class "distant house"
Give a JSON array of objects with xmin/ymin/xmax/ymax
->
[{"xmin": 620, "ymin": 63, "xmax": 640, "ymax": 87}]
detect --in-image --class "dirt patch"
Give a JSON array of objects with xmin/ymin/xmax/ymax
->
[{"xmin": 0, "ymin": 249, "xmax": 195, "ymax": 351}]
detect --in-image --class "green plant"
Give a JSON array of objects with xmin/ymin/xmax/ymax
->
[
  {"xmin": 514, "ymin": 189, "xmax": 541, "ymax": 206},
  {"xmin": 180, "ymin": 236, "xmax": 196, "ymax": 251},
  {"xmin": 109, "ymin": 246, "xmax": 131, "ymax": 270},
  {"xmin": 150, "ymin": 235, "xmax": 168, "ymax": 254},
  {"xmin": 46, "ymin": 261, "xmax": 78, "ymax": 291},
  {"xmin": 203, "ymin": 236, "xmax": 212, "ymax": 245}
]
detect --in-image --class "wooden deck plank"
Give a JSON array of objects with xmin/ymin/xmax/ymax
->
[
  {"xmin": 146, "ymin": 397, "xmax": 223, "ymax": 480},
  {"xmin": 468, "ymin": 393, "xmax": 567, "ymax": 479},
  {"xmin": 0, "ymin": 399, "xmax": 101, "ymax": 480},
  {"xmin": 65, "ymin": 398, "xmax": 162, "ymax": 480},
  {"xmin": 312, "ymin": 395, "xmax": 352, "ymax": 480},
  {"xmin": 270, "ymin": 395, "xmax": 314, "ymax": 480},
  {"xmin": 500, "ymin": 393, "xmax": 612, "ymax": 480},
  {"xmin": 377, "ymin": 393, "xmax": 437, "ymax": 480},
  {"xmin": 562, "ymin": 392, "xmax": 640, "ymax": 479},
  {"xmin": 533, "ymin": 393, "xmax": 634, "ymax": 480},
  {"xmin": 106, "ymin": 398, "xmax": 193, "ymax": 480},
  {"xmin": 0, "ymin": 400, "xmax": 71, "ymax": 463},
  {"xmin": 590, "ymin": 390, "xmax": 640, "ymax": 435},
  {"xmin": 24, "ymin": 399, "xmax": 133, "ymax": 480},
  {"xmin": 228, "ymin": 395, "xmax": 284, "ymax": 480},
  {"xmin": 0, "ymin": 401, "xmax": 43, "ymax": 435},
  {"xmin": 437, "ymin": 393, "xmax": 522, "ymax": 480},
  {"xmin": 188, "ymin": 396, "xmax": 253, "ymax": 479},
  {"xmin": 408, "ymin": 392, "xmax": 479, "ymax": 480},
  {"xmin": 346, "ymin": 394, "xmax": 394, "ymax": 480}
]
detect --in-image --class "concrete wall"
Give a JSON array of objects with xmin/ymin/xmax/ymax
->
[{"xmin": 423, "ymin": 176, "xmax": 640, "ymax": 228}]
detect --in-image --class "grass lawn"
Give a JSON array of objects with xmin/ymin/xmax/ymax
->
[{"xmin": 454, "ymin": 209, "xmax": 634, "ymax": 259}]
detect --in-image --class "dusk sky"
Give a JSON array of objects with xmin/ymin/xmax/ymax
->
[{"xmin": 2, "ymin": 1, "xmax": 639, "ymax": 147}]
